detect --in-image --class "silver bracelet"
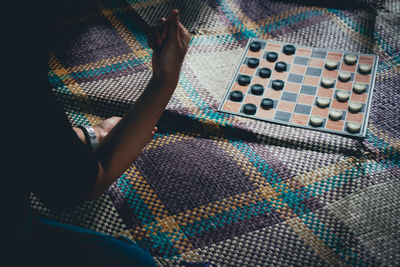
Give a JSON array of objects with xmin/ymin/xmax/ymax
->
[{"xmin": 78, "ymin": 125, "xmax": 98, "ymax": 150}]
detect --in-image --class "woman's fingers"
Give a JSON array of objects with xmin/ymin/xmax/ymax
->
[
  {"xmin": 148, "ymin": 17, "xmax": 167, "ymax": 48},
  {"xmin": 178, "ymin": 20, "xmax": 191, "ymax": 47},
  {"xmin": 166, "ymin": 9, "xmax": 179, "ymax": 42},
  {"xmin": 155, "ymin": 17, "xmax": 166, "ymax": 45}
]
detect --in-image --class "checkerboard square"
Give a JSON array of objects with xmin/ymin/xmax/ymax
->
[
  {"xmin": 293, "ymin": 56, "xmax": 309, "ymax": 65},
  {"xmin": 322, "ymin": 69, "xmax": 338, "ymax": 79},
  {"xmin": 285, "ymin": 82, "xmax": 301, "ymax": 93},
  {"xmin": 359, "ymin": 55, "xmax": 375, "ymax": 65},
  {"xmin": 335, "ymin": 80, "xmax": 353, "ymax": 90},
  {"xmin": 296, "ymin": 47, "xmax": 312, "ymax": 57},
  {"xmin": 303, "ymin": 76, "xmax": 320, "ymax": 85},
  {"xmin": 291, "ymin": 114, "xmax": 309, "ymax": 125},
  {"xmin": 346, "ymin": 112, "xmax": 364, "ymax": 123},
  {"xmin": 294, "ymin": 104, "xmax": 312, "ymax": 115},
  {"xmin": 327, "ymin": 51, "xmax": 343, "ymax": 61},
  {"xmin": 306, "ymin": 67, "xmax": 322, "ymax": 76},
  {"xmin": 287, "ymin": 73, "xmax": 304, "ymax": 83},
  {"xmin": 264, "ymin": 88, "xmax": 282, "ymax": 100},
  {"xmin": 312, "ymin": 49, "xmax": 327, "ymax": 58},
  {"xmin": 290, "ymin": 65, "xmax": 307, "ymax": 75},
  {"xmin": 257, "ymin": 108, "xmax": 275, "ymax": 119},
  {"xmin": 266, "ymin": 42, "xmax": 282, "ymax": 52},
  {"xmin": 274, "ymin": 111, "xmax": 292, "ymax": 122},
  {"xmin": 355, "ymin": 73, "xmax": 371, "ymax": 83},
  {"xmin": 326, "ymin": 119, "xmax": 344, "ymax": 131},
  {"xmin": 300, "ymin": 85, "xmax": 317, "ymax": 95},
  {"xmin": 259, "ymin": 59, "xmax": 276, "ymax": 69},
  {"xmin": 331, "ymin": 99, "xmax": 348, "ymax": 110},
  {"xmin": 252, "ymin": 76, "xmax": 268, "ymax": 87},
  {"xmin": 297, "ymin": 94, "xmax": 315, "ymax": 105},
  {"xmin": 341, "ymin": 63, "xmax": 357, "ymax": 72},
  {"xmin": 312, "ymin": 106, "xmax": 329, "ymax": 117},
  {"xmin": 240, "ymin": 65, "xmax": 256, "ymax": 75},
  {"xmin": 351, "ymin": 92, "xmax": 368, "ymax": 103},
  {"xmin": 277, "ymin": 101, "xmax": 295, "ymax": 112},
  {"xmin": 271, "ymin": 71, "xmax": 288, "ymax": 81},
  {"xmin": 281, "ymin": 92, "xmax": 298, "ymax": 102},
  {"xmin": 278, "ymin": 54, "xmax": 294, "ymax": 63},
  {"xmin": 244, "ymin": 94, "xmax": 262, "ymax": 105},
  {"xmin": 247, "ymin": 49, "xmax": 263, "ymax": 58},
  {"xmin": 222, "ymin": 101, "xmax": 241, "ymax": 112},
  {"xmin": 317, "ymin": 87, "xmax": 334, "ymax": 98}
]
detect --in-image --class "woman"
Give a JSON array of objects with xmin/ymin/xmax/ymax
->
[{"xmin": 4, "ymin": 5, "xmax": 190, "ymax": 267}]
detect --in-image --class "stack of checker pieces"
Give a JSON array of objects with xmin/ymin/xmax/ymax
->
[{"xmin": 218, "ymin": 38, "xmax": 378, "ymax": 137}]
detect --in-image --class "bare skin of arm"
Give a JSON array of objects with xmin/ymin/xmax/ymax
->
[{"xmin": 78, "ymin": 10, "xmax": 190, "ymax": 199}]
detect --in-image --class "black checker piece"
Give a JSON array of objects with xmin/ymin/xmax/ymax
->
[
  {"xmin": 275, "ymin": 61, "xmax": 287, "ymax": 72},
  {"xmin": 261, "ymin": 98, "xmax": 274, "ymax": 109},
  {"xmin": 248, "ymin": 58, "xmax": 259, "ymax": 68},
  {"xmin": 230, "ymin": 90, "xmax": 244, "ymax": 102},
  {"xmin": 250, "ymin": 41, "xmax": 261, "ymax": 52},
  {"xmin": 266, "ymin": 52, "xmax": 278, "ymax": 62},
  {"xmin": 283, "ymin": 44, "xmax": 296, "ymax": 55},
  {"xmin": 259, "ymin": 67, "xmax": 271, "ymax": 78},
  {"xmin": 238, "ymin": 75, "xmax": 251, "ymax": 86},
  {"xmin": 272, "ymin": 79, "xmax": 285, "ymax": 90},
  {"xmin": 243, "ymin": 103, "xmax": 257, "ymax": 115},
  {"xmin": 251, "ymin": 84, "xmax": 264, "ymax": 95}
]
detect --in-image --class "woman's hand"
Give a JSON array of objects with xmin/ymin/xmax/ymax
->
[{"xmin": 148, "ymin": 9, "xmax": 191, "ymax": 86}]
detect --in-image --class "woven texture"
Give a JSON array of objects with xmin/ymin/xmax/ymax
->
[{"xmin": 33, "ymin": 0, "xmax": 400, "ymax": 266}]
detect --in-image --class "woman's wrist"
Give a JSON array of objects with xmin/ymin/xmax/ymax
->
[
  {"xmin": 151, "ymin": 73, "xmax": 180, "ymax": 91},
  {"xmin": 73, "ymin": 126, "xmax": 103, "ymax": 146}
]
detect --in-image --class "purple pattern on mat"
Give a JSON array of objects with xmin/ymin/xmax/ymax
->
[
  {"xmin": 54, "ymin": 17, "xmax": 133, "ymax": 68},
  {"xmin": 135, "ymin": 137, "xmax": 256, "ymax": 214},
  {"xmin": 236, "ymin": 0, "xmax": 300, "ymax": 21}
]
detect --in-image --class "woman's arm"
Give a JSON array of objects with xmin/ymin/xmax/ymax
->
[{"xmin": 88, "ymin": 10, "xmax": 191, "ymax": 199}]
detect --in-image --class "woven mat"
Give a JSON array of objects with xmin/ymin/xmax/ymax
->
[{"xmin": 34, "ymin": 0, "xmax": 400, "ymax": 265}]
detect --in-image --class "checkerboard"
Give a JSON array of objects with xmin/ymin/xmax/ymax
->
[{"xmin": 218, "ymin": 38, "xmax": 378, "ymax": 138}]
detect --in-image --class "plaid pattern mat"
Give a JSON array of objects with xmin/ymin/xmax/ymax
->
[{"xmin": 35, "ymin": 0, "xmax": 400, "ymax": 265}]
